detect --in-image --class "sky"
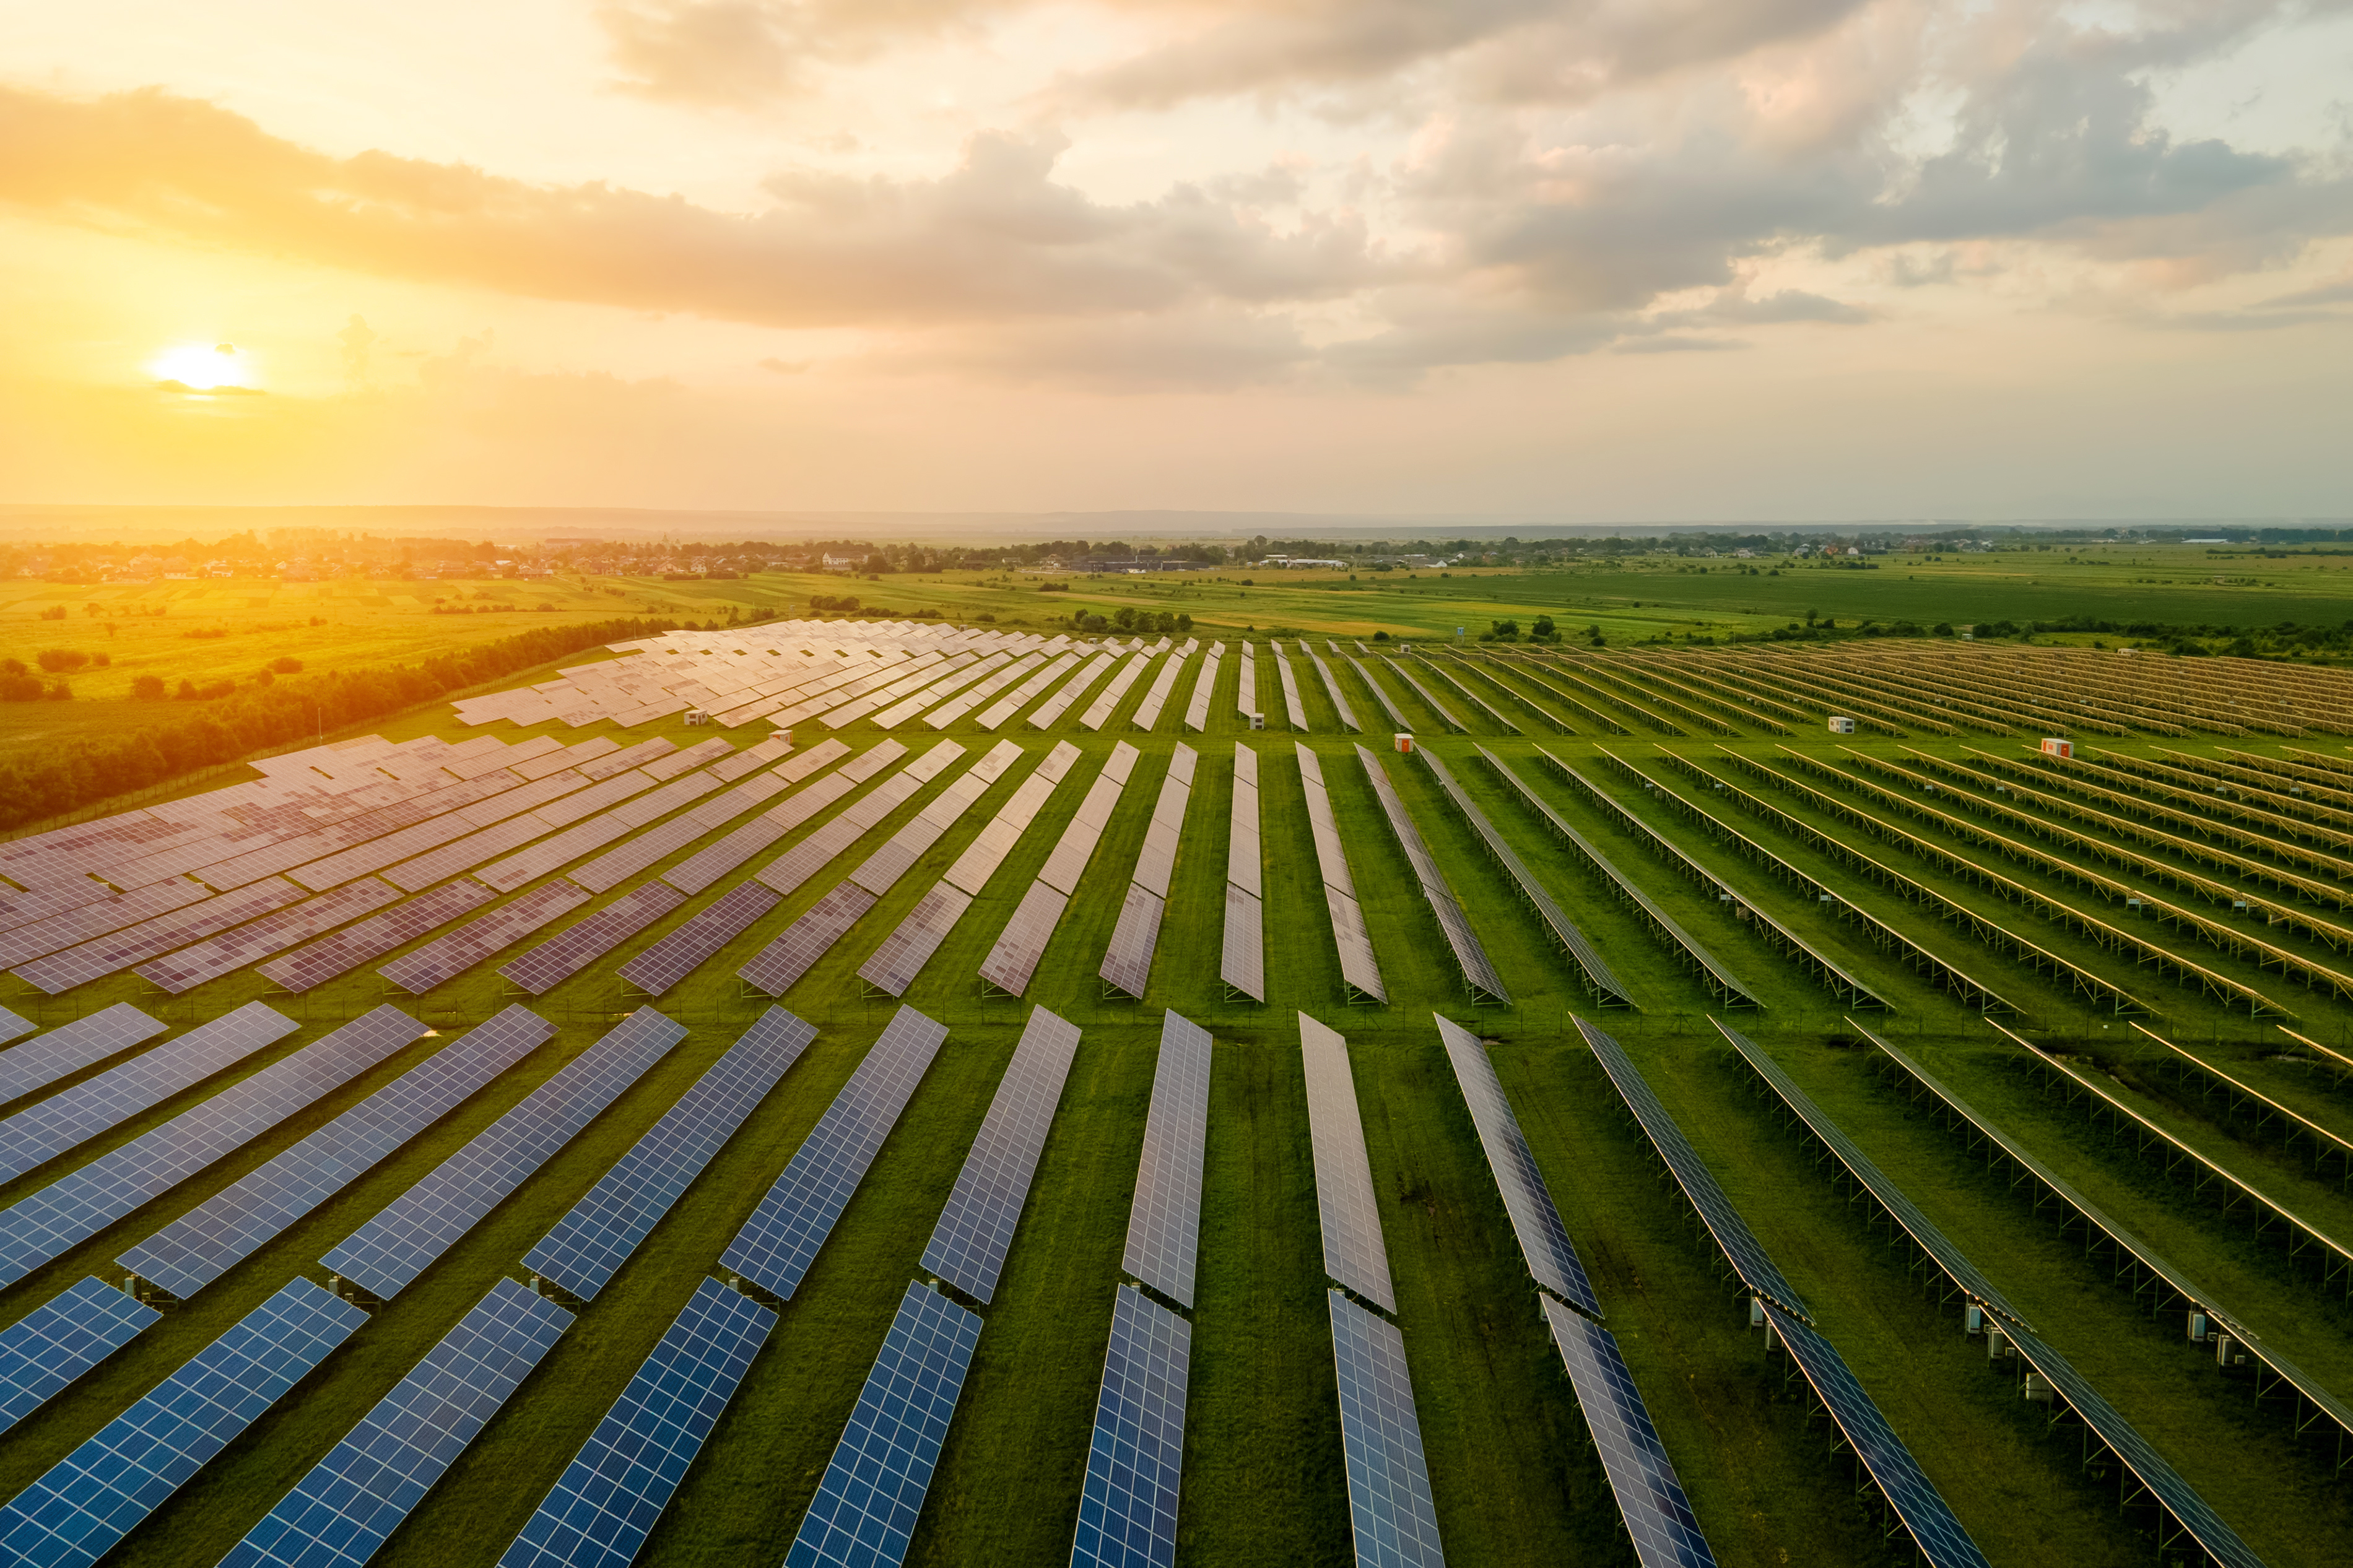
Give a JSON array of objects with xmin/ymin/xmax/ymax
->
[{"xmin": 1, "ymin": 0, "xmax": 2349, "ymax": 522}]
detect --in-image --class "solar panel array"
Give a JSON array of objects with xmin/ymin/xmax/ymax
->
[
  {"xmin": 120, "ymin": 1008, "xmax": 520, "ymax": 1299},
  {"xmin": 0, "ymin": 1000, "xmax": 301, "ymax": 1185},
  {"xmin": 980, "ymin": 744, "xmax": 1139, "ymax": 996},
  {"xmin": 618, "ymin": 882, "xmax": 781, "ymax": 997},
  {"xmin": 1081, "ymin": 651, "xmax": 1155, "ymax": 730},
  {"xmin": 1420, "ymin": 658, "xmax": 1519, "ymax": 734},
  {"xmin": 1303, "ymin": 642, "xmax": 1362, "ymax": 732},
  {"xmin": 1029, "ymin": 651, "xmax": 1118, "ymax": 730},
  {"xmin": 1100, "ymin": 746, "xmax": 1195, "ymax": 998},
  {"xmin": 378, "ymin": 879, "xmax": 594, "ymax": 992},
  {"xmin": 1328, "ymin": 1290, "xmax": 1446, "ymax": 1568},
  {"xmin": 16, "ymin": 877, "xmax": 310, "ymax": 993},
  {"xmin": 977, "ymin": 651, "xmax": 1081, "ymax": 730},
  {"xmin": 757, "ymin": 741, "xmax": 967, "ymax": 898},
  {"xmin": 874, "ymin": 652, "xmax": 1012, "ymax": 729},
  {"xmin": 129, "ymin": 879, "xmax": 407, "ymax": 995},
  {"xmin": 659, "ymin": 740, "xmax": 861, "ymax": 893},
  {"xmin": 524, "ymin": 1007, "xmax": 817, "ymax": 1301},
  {"xmin": 219, "ymin": 1277, "xmax": 574, "ymax": 1568},
  {"xmin": 1270, "ymin": 644, "xmax": 1310, "ymax": 732},
  {"xmin": 1759, "ymin": 1303, "xmax": 1990, "ymax": 1568},
  {"xmin": 920, "ymin": 1006, "xmax": 1082, "ymax": 1302},
  {"xmin": 1219, "ymin": 744, "xmax": 1264, "ymax": 1001},
  {"xmin": 568, "ymin": 763, "xmax": 807, "ymax": 893},
  {"xmin": 0, "ymin": 1002, "xmax": 165, "ymax": 1106},
  {"xmin": 1183, "ymin": 644, "xmax": 1221, "ymax": 732},
  {"xmin": 1237, "ymin": 644, "xmax": 1258, "ymax": 721},
  {"xmin": 848, "ymin": 740, "xmax": 1023, "ymax": 897},
  {"xmin": 937, "ymin": 742, "xmax": 1081, "ymax": 896},
  {"xmin": 1299, "ymin": 1014, "xmax": 1396, "ymax": 1313},
  {"xmin": 497, "ymin": 1276, "xmax": 778, "ymax": 1568},
  {"xmin": 1346, "ymin": 657, "xmax": 1413, "ymax": 733},
  {"xmin": 1129, "ymin": 646, "xmax": 1191, "ymax": 732},
  {"xmin": 319, "ymin": 1007, "xmax": 664, "ymax": 1300},
  {"xmin": 257, "ymin": 878, "xmax": 501, "ymax": 993},
  {"xmin": 731, "ymin": 884, "xmax": 876, "ymax": 997},
  {"xmin": 1572, "ymin": 1017, "xmax": 1811, "ymax": 1320},
  {"xmin": 0, "ymin": 1006, "xmax": 422, "ymax": 1292},
  {"xmin": 0, "ymin": 878, "xmax": 211, "ymax": 971},
  {"xmin": 1356, "ymin": 747, "xmax": 1510, "ymax": 1005},
  {"xmin": 499, "ymin": 880, "xmax": 687, "ymax": 995},
  {"xmin": 923, "ymin": 651, "xmax": 1042, "ymax": 729},
  {"xmin": 0, "ymin": 1276, "xmax": 159, "ymax": 1439},
  {"xmin": 1539, "ymin": 1298, "xmax": 1717, "ymax": 1568},
  {"xmin": 855, "ymin": 885, "xmax": 974, "ymax": 998},
  {"xmin": 1387, "ymin": 660, "xmax": 1468, "ymax": 732},
  {"xmin": 1431, "ymin": 1016, "xmax": 1600, "ymax": 1316},
  {"xmin": 0, "ymin": 1280, "xmax": 370, "ymax": 1568},
  {"xmin": 474, "ymin": 769, "xmax": 731, "ymax": 894},
  {"xmin": 721, "ymin": 1005, "xmax": 950, "ymax": 1300},
  {"xmin": 1297, "ymin": 746, "xmax": 1386, "ymax": 1003},
  {"xmin": 782, "ymin": 1280, "xmax": 981, "ymax": 1568},
  {"xmin": 0, "ymin": 1005, "xmax": 32, "ymax": 1046},
  {"xmin": 1120, "ymin": 1011, "xmax": 1212, "ymax": 1308},
  {"xmin": 1070, "ymin": 1284, "xmax": 1191, "ymax": 1568}
]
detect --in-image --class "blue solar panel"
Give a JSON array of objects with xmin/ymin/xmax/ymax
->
[
  {"xmin": 0, "ymin": 1010, "xmax": 427, "ymax": 1293},
  {"xmin": 524, "ymin": 1007, "xmax": 818, "ymax": 1302},
  {"xmin": 0, "ymin": 1005, "xmax": 32, "ymax": 1046},
  {"xmin": 1300, "ymin": 1015, "xmax": 1394, "ymax": 1314},
  {"xmin": 496, "ymin": 1277, "xmax": 776, "ymax": 1568},
  {"xmin": 1539, "ymin": 1298, "xmax": 1716, "ymax": 1568},
  {"xmin": 1120, "ymin": 1011, "xmax": 1211, "ymax": 1310},
  {"xmin": 1069, "ymin": 1284, "xmax": 1191, "ymax": 1568},
  {"xmin": 783, "ymin": 1281, "xmax": 982, "ymax": 1568},
  {"xmin": 920, "ymin": 1006, "xmax": 1082, "ymax": 1304},
  {"xmin": 319, "ymin": 1007, "xmax": 669, "ymax": 1301},
  {"xmin": 0, "ymin": 1277, "xmax": 157, "ymax": 1439},
  {"xmin": 0, "ymin": 1001, "xmax": 298, "ymax": 1185},
  {"xmin": 0, "ymin": 1003, "xmax": 167, "ymax": 1107},
  {"xmin": 1432, "ymin": 1015, "xmax": 1601, "ymax": 1317},
  {"xmin": 1328, "ymin": 1290, "xmax": 1445, "ymax": 1568},
  {"xmin": 219, "ymin": 1277, "xmax": 573, "ymax": 1568},
  {"xmin": 619, "ymin": 882, "xmax": 780, "ymax": 997},
  {"xmin": 0, "ymin": 1280, "xmax": 368, "ymax": 1568},
  {"xmin": 720, "ymin": 1006, "xmax": 949, "ymax": 1301},
  {"xmin": 118, "ymin": 1008, "xmax": 533, "ymax": 1299},
  {"xmin": 1761, "ymin": 1302, "xmax": 1990, "ymax": 1568},
  {"xmin": 498, "ymin": 881, "xmax": 685, "ymax": 997}
]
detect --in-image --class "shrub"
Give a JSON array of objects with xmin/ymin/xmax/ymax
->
[
  {"xmin": 36, "ymin": 650, "xmax": 90, "ymax": 672},
  {"xmin": 38, "ymin": 605, "xmax": 65, "ymax": 621},
  {"xmin": 269, "ymin": 656, "xmax": 303, "ymax": 675},
  {"xmin": 92, "ymin": 652, "xmax": 110, "ymax": 667},
  {"xmin": 180, "ymin": 628, "xmax": 228, "ymax": 639},
  {"xmin": 44, "ymin": 680, "xmax": 70, "ymax": 701},
  {"xmin": 133, "ymin": 675, "xmax": 166, "ymax": 700},
  {"xmin": 0, "ymin": 674, "xmax": 43, "ymax": 701}
]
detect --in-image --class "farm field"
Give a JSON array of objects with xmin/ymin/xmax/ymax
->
[{"xmin": 4, "ymin": 626, "xmax": 2353, "ymax": 1567}]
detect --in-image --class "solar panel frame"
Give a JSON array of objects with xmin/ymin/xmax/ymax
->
[
  {"xmin": 318, "ymin": 1007, "xmax": 668, "ymax": 1301},
  {"xmin": 1432, "ymin": 1016, "xmax": 1600, "ymax": 1315},
  {"xmin": 1120, "ymin": 1011, "xmax": 1212, "ymax": 1307},
  {"xmin": 920, "ymin": 1006, "xmax": 1082, "ymax": 1302},
  {"xmin": 256, "ymin": 879, "xmax": 502, "ymax": 993},
  {"xmin": 736, "ymin": 883, "xmax": 881, "ymax": 995},
  {"xmin": 855, "ymin": 883, "xmax": 974, "ymax": 997},
  {"xmin": 1328, "ymin": 1289, "xmax": 1446, "ymax": 1568},
  {"xmin": 377, "ymin": 879, "xmax": 595, "ymax": 993},
  {"xmin": 720, "ymin": 1006, "xmax": 949, "ymax": 1299},
  {"xmin": 524, "ymin": 1008, "xmax": 817, "ymax": 1302},
  {"xmin": 1270, "ymin": 644, "xmax": 1310, "ymax": 732},
  {"xmin": 1219, "ymin": 886, "xmax": 1265, "ymax": 1003},
  {"xmin": 495, "ymin": 1276, "xmax": 777, "ymax": 1568},
  {"xmin": 0, "ymin": 1002, "xmax": 167, "ymax": 1106},
  {"xmin": 0, "ymin": 1280, "xmax": 368, "ymax": 1568},
  {"xmin": 117, "ymin": 1008, "xmax": 523, "ymax": 1299},
  {"xmin": 0, "ymin": 1007, "xmax": 420, "ymax": 1293},
  {"xmin": 618, "ymin": 882, "xmax": 781, "ymax": 997},
  {"xmin": 1356, "ymin": 747, "xmax": 1509, "ymax": 1005},
  {"xmin": 1069, "ymin": 1284, "xmax": 1191, "ymax": 1568},
  {"xmin": 0, "ymin": 877, "xmax": 214, "ymax": 970},
  {"xmin": 0, "ymin": 1276, "xmax": 159, "ymax": 1439},
  {"xmin": 1183, "ymin": 648, "xmax": 1221, "ymax": 732},
  {"xmin": 15, "ymin": 878, "xmax": 311, "ymax": 994},
  {"xmin": 1346, "ymin": 657, "xmax": 1414, "ymax": 733},
  {"xmin": 1299, "ymin": 1014, "xmax": 1396, "ymax": 1312},
  {"xmin": 781, "ymin": 1281, "xmax": 982, "ymax": 1568},
  {"xmin": 1129, "ymin": 651, "xmax": 1189, "ymax": 734},
  {"xmin": 0, "ymin": 1005, "xmax": 30, "ymax": 1047},
  {"xmin": 977, "ymin": 881, "xmax": 1069, "ymax": 998},
  {"xmin": 1098, "ymin": 886, "xmax": 1165, "ymax": 1000},
  {"xmin": 218, "ymin": 1277, "xmax": 574, "ymax": 1568},
  {"xmin": 1303, "ymin": 642, "xmax": 1362, "ymax": 732},
  {"xmin": 131, "ymin": 879, "xmax": 408, "ymax": 995},
  {"xmin": 498, "ymin": 881, "xmax": 687, "ymax": 995},
  {"xmin": 1539, "ymin": 1299, "xmax": 1717, "ymax": 1568}
]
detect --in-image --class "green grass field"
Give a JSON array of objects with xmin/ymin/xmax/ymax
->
[{"xmin": 4, "ymin": 600, "xmax": 2353, "ymax": 1566}]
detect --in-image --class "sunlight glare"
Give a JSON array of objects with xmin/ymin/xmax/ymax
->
[{"xmin": 150, "ymin": 341, "xmax": 256, "ymax": 391}]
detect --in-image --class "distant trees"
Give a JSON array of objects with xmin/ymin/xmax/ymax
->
[{"xmin": 133, "ymin": 675, "xmax": 165, "ymax": 700}]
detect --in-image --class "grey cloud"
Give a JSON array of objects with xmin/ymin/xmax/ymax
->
[
  {"xmin": 2261, "ymin": 277, "xmax": 2353, "ymax": 308},
  {"xmin": 1613, "ymin": 334, "xmax": 1746, "ymax": 352},
  {"xmin": 902, "ymin": 307, "xmax": 1316, "ymax": 389}
]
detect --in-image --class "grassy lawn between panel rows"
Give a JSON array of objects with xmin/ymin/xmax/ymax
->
[{"xmin": 0, "ymin": 638, "xmax": 2351, "ymax": 1566}]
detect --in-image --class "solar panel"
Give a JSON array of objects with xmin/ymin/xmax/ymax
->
[
  {"xmin": 1357, "ymin": 747, "xmax": 1508, "ymax": 1005},
  {"xmin": 1432, "ymin": 1016, "xmax": 1599, "ymax": 1315},
  {"xmin": 567, "ymin": 767, "xmax": 796, "ymax": 893},
  {"xmin": 1070, "ymin": 1284, "xmax": 1191, "ymax": 1568},
  {"xmin": 15, "ymin": 877, "xmax": 310, "ymax": 994},
  {"xmin": 526, "ymin": 1007, "xmax": 817, "ymax": 1301},
  {"xmin": 1572, "ymin": 1017, "xmax": 1809, "ymax": 1320},
  {"xmin": 941, "ymin": 744, "xmax": 1081, "ymax": 896},
  {"xmin": 1304, "ymin": 643, "xmax": 1362, "ymax": 732},
  {"xmin": 920, "ymin": 1006, "xmax": 1082, "ymax": 1302},
  {"xmin": 1183, "ymin": 648, "xmax": 1220, "ymax": 732},
  {"xmin": 1220, "ymin": 886, "xmax": 1264, "ymax": 1003},
  {"xmin": 0, "ymin": 1280, "xmax": 368, "ymax": 1568},
  {"xmin": 0, "ymin": 877, "xmax": 212, "ymax": 970},
  {"xmin": 1029, "ymin": 651, "xmax": 1118, "ymax": 730},
  {"xmin": 781, "ymin": 1281, "xmax": 981, "ymax": 1568},
  {"xmin": 1129, "ymin": 651, "xmax": 1189, "ymax": 733},
  {"xmin": 256, "ymin": 879, "xmax": 502, "ymax": 992},
  {"xmin": 755, "ymin": 765, "xmax": 943, "ymax": 899},
  {"xmin": 0, "ymin": 1276, "xmax": 159, "ymax": 1439},
  {"xmin": 1299, "ymin": 1014, "xmax": 1395, "ymax": 1312},
  {"xmin": 498, "ymin": 881, "xmax": 687, "ymax": 995},
  {"xmin": 619, "ymin": 882, "xmax": 781, "ymax": 997},
  {"xmin": 1346, "ymin": 658, "xmax": 1413, "ymax": 733},
  {"xmin": 1539, "ymin": 1299, "xmax": 1716, "ymax": 1568},
  {"xmin": 0, "ymin": 1002, "xmax": 167, "ymax": 1106},
  {"xmin": 119, "ymin": 1008, "xmax": 526, "ymax": 1299},
  {"xmin": 1098, "ymin": 887, "xmax": 1165, "ymax": 1000},
  {"xmin": 1227, "ymin": 749, "xmax": 1260, "ymax": 896},
  {"xmin": 318, "ymin": 1007, "xmax": 667, "ymax": 1301},
  {"xmin": 736, "ymin": 883, "xmax": 881, "ymax": 996},
  {"xmin": 856, "ymin": 883, "xmax": 974, "ymax": 997},
  {"xmin": 1387, "ymin": 661, "xmax": 1468, "ymax": 732},
  {"xmin": 1328, "ymin": 1290, "xmax": 1445, "ymax": 1568},
  {"xmin": 0, "ymin": 1000, "xmax": 300, "ymax": 1185},
  {"xmin": 1271, "ymin": 645, "xmax": 1309, "ymax": 730},
  {"xmin": 378, "ymin": 879, "xmax": 594, "ymax": 992},
  {"xmin": 131, "ymin": 879, "xmax": 407, "ymax": 995},
  {"xmin": 1296, "ymin": 748, "xmax": 1385, "ymax": 1003},
  {"xmin": 1760, "ymin": 1303, "xmax": 1989, "ymax": 1568},
  {"xmin": 1081, "ymin": 652, "xmax": 1154, "ymax": 730},
  {"xmin": 720, "ymin": 1006, "xmax": 949, "ymax": 1300},
  {"xmin": 218, "ymin": 1277, "xmax": 573, "ymax": 1568},
  {"xmin": 0, "ymin": 1005, "xmax": 32, "ymax": 1046},
  {"xmin": 978, "ymin": 651, "xmax": 1081, "ymax": 730},
  {"xmin": 0, "ymin": 1007, "xmax": 420, "ymax": 1293},
  {"xmin": 1120, "ymin": 1011, "xmax": 1212, "ymax": 1307},
  {"xmin": 496, "ymin": 1276, "xmax": 777, "ymax": 1568},
  {"xmin": 978, "ymin": 881, "xmax": 1069, "ymax": 998}
]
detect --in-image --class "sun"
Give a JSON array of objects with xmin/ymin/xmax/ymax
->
[{"xmin": 150, "ymin": 342, "xmax": 258, "ymax": 391}]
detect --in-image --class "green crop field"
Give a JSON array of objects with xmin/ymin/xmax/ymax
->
[{"xmin": 4, "ymin": 605, "xmax": 2353, "ymax": 1567}]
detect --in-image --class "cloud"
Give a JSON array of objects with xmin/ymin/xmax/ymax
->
[
  {"xmin": 1614, "ymin": 334, "xmax": 1746, "ymax": 352},
  {"xmin": 758, "ymin": 355, "xmax": 811, "ymax": 372},
  {"xmin": 900, "ymin": 306, "xmax": 1316, "ymax": 389},
  {"xmin": 2260, "ymin": 277, "xmax": 2353, "ymax": 308}
]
